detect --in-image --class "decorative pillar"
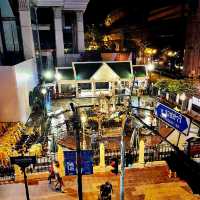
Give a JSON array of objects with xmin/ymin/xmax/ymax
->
[
  {"xmin": 138, "ymin": 139, "xmax": 145, "ymax": 166},
  {"xmin": 187, "ymin": 98, "xmax": 193, "ymax": 112},
  {"xmin": 58, "ymin": 83, "xmax": 61, "ymax": 94},
  {"xmin": 14, "ymin": 165, "xmax": 22, "ymax": 181},
  {"xmin": 158, "ymin": 89, "xmax": 161, "ymax": 96},
  {"xmin": 57, "ymin": 145, "xmax": 65, "ymax": 177},
  {"xmin": 176, "ymin": 94, "xmax": 180, "ymax": 104},
  {"xmin": 76, "ymin": 82, "xmax": 79, "ymax": 97},
  {"xmin": 184, "ymin": 1, "xmax": 200, "ymax": 78},
  {"xmin": 99, "ymin": 143, "xmax": 105, "ymax": 168},
  {"xmin": 166, "ymin": 92, "xmax": 169, "ymax": 100},
  {"xmin": 112, "ymin": 82, "xmax": 116, "ymax": 96},
  {"xmin": 76, "ymin": 11, "xmax": 85, "ymax": 52},
  {"xmin": 53, "ymin": 7, "xmax": 65, "ymax": 66},
  {"xmin": 82, "ymin": 122, "xmax": 86, "ymax": 150},
  {"xmin": 91, "ymin": 81, "xmax": 96, "ymax": 97},
  {"xmin": 18, "ymin": 0, "xmax": 35, "ymax": 59}
]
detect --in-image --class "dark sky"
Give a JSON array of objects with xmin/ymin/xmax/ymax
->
[
  {"xmin": 84, "ymin": 0, "xmax": 198, "ymax": 50},
  {"xmin": 84, "ymin": 0, "xmax": 184, "ymax": 25}
]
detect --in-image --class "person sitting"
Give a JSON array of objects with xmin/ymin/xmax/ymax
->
[{"xmin": 99, "ymin": 182, "xmax": 113, "ymax": 200}]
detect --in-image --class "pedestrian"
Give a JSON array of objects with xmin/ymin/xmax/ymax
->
[
  {"xmin": 53, "ymin": 161, "xmax": 64, "ymax": 192},
  {"xmin": 111, "ymin": 156, "xmax": 119, "ymax": 175},
  {"xmin": 48, "ymin": 161, "xmax": 55, "ymax": 184},
  {"xmin": 125, "ymin": 150, "xmax": 133, "ymax": 167},
  {"xmin": 99, "ymin": 181, "xmax": 113, "ymax": 200},
  {"xmin": 165, "ymin": 153, "xmax": 177, "ymax": 178}
]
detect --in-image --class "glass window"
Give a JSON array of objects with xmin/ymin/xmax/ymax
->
[
  {"xmin": 96, "ymin": 82, "xmax": 109, "ymax": 89},
  {"xmin": 78, "ymin": 83, "xmax": 91, "ymax": 90}
]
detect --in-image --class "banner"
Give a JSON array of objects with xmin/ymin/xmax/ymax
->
[
  {"xmin": 64, "ymin": 151, "xmax": 76, "ymax": 175},
  {"xmin": 64, "ymin": 150, "xmax": 93, "ymax": 176}
]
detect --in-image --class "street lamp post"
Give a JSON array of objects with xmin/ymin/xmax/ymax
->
[
  {"xmin": 70, "ymin": 103, "xmax": 83, "ymax": 200},
  {"xmin": 120, "ymin": 115, "xmax": 128, "ymax": 200}
]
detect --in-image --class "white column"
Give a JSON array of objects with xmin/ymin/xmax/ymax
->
[
  {"xmin": 166, "ymin": 92, "xmax": 169, "ymax": 100},
  {"xmin": 82, "ymin": 123, "xmax": 86, "ymax": 150},
  {"xmin": 176, "ymin": 94, "xmax": 180, "ymax": 104},
  {"xmin": 139, "ymin": 139, "xmax": 145, "ymax": 166},
  {"xmin": 99, "ymin": 143, "xmax": 105, "ymax": 168},
  {"xmin": 18, "ymin": 0, "xmax": 35, "ymax": 59},
  {"xmin": 58, "ymin": 83, "xmax": 61, "ymax": 93},
  {"xmin": 188, "ymin": 98, "xmax": 193, "ymax": 112},
  {"xmin": 91, "ymin": 81, "xmax": 96, "ymax": 97},
  {"xmin": 76, "ymin": 11, "xmax": 85, "ymax": 52},
  {"xmin": 53, "ymin": 7, "xmax": 65, "ymax": 66},
  {"xmin": 76, "ymin": 82, "xmax": 79, "ymax": 97}
]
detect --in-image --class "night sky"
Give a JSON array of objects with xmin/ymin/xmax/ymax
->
[{"xmin": 84, "ymin": 0, "xmax": 199, "ymax": 50}]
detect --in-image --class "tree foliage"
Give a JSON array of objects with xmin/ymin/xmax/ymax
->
[
  {"xmin": 154, "ymin": 79, "xmax": 198, "ymax": 96},
  {"xmin": 85, "ymin": 25, "xmax": 101, "ymax": 50}
]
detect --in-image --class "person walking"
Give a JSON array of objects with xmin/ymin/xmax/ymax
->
[
  {"xmin": 53, "ymin": 161, "xmax": 64, "ymax": 192},
  {"xmin": 48, "ymin": 161, "xmax": 55, "ymax": 184},
  {"xmin": 111, "ymin": 156, "xmax": 119, "ymax": 175}
]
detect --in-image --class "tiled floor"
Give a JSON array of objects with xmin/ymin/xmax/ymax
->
[{"xmin": 0, "ymin": 165, "xmax": 199, "ymax": 200}]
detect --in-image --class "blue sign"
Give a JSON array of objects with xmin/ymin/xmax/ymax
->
[
  {"xmin": 64, "ymin": 150, "xmax": 93, "ymax": 176},
  {"xmin": 81, "ymin": 150, "xmax": 93, "ymax": 175},
  {"xmin": 64, "ymin": 151, "xmax": 76, "ymax": 175},
  {"xmin": 155, "ymin": 103, "xmax": 191, "ymax": 135}
]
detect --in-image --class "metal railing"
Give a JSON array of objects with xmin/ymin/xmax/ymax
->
[
  {"xmin": 0, "ymin": 165, "xmax": 15, "ymax": 181},
  {"xmin": 26, "ymin": 156, "xmax": 52, "ymax": 174},
  {"xmin": 144, "ymin": 145, "xmax": 174, "ymax": 162},
  {"xmin": 93, "ymin": 148, "xmax": 139, "ymax": 166}
]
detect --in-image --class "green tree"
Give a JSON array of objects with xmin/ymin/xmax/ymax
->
[
  {"xmin": 155, "ymin": 79, "xmax": 198, "ymax": 96},
  {"xmin": 85, "ymin": 25, "xmax": 101, "ymax": 50}
]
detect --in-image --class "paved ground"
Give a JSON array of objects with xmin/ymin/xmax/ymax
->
[{"xmin": 0, "ymin": 165, "xmax": 199, "ymax": 200}]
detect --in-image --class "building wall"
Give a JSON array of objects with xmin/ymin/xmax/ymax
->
[
  {"xmin": 184, "ymin": 2, "xmax": 200, "ymax": 78},
  {"xmin": 15, "ymin": 58, "xmax": 38, "ymax": 122},
  {"xmin": 0, "ymin": 58, "xmax": 38, "ymax": 122},
  {"xmin": 0, "ymin": 67, "xmax": 21, "ymax": 122}
]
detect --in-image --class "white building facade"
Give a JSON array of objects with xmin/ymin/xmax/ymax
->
[{"xmin": 30, "ymin": 0, "xmax": 90, "ymax": 67}]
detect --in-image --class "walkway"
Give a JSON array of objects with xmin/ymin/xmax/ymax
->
[{"xmin": 0, "ymin": 165, "xmax": 199, "ymax": 200}]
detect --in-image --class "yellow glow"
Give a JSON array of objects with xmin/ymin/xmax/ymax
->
[
  {"xmin": 144, "ymin": 48, "xmax": 157, "ymax": 55},
  {"xmin": 41, "ymin": 88, "xmax": 47, "ymax": 95},
  {"xmin": 81, "ymin": 113, "xmax": 87, "ymax": 123},
  {"xmin": 55, "ymin": 72, "xmax": 62, "ymax": 81},
  {"xmin": 152, "ymin": 49, "xmax": 157, "ymax": 54},
  {"xmin": 43, "ymin": 70, "xmax": 53, "ymax": 80},
  {"xmin": 146, "ymin": 63, "xmax": 155, "ymax": 71},
  {"xmin": 105, "ymin": 15, "xmax": 112, "ymax": 27},
  {"xmin": 180, "ymin": 93, "xmax": 186, "ymax": 101},
  {"xmin": 167, "ymin": 51, "xmax": 173, "ymax": 57},
  {"xmin": 166, "ymin": 50, "xmax": 177, "ymax": 57}
]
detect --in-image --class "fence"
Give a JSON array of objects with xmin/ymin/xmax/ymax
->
[
  {"xmin": 93, "ymin": 148, "xmax": 139, "ymax": 166},
  {"xmin": 144, "ymin": 145, "xmax": 174, "ymax": 162},
  {"xmin": 93, "ymin": 145, "xmax": 175, "ymax": 166},
  {"xmin": 26, "ymin": 156, "xmax": 52, "ymax": 174},
  {"xmin": 0, "ymin": 165, "xmax": 15, "ymax": 181},
  {"xmin": 0, "ymin": 156, "xmax": 52, "ymax": 182}
]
